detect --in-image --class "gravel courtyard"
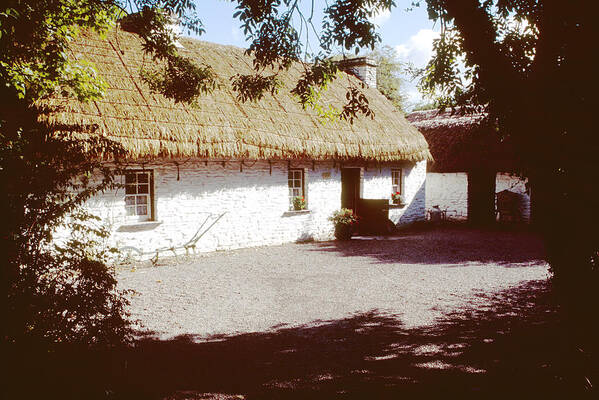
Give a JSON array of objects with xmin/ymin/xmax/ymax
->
[
  {"xmin": 118, "ymin": 227, "xmax": 549, "ymax": 340},
  {"xmin": 110, "ymin": 227, "xmax": 583, "ymax": 398}
]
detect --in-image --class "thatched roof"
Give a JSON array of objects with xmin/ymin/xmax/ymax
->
[
  {"xmin": 406, "ymin": 109, "xmax": 519, "ymax": 172},
  {"xmin": 41, "ymin": 29, "xmax": 431, "ymax": 162}
]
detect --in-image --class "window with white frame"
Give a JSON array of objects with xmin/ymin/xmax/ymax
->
[
  {"xmin": 124, "ymin": 170, "xmax": 153, "ymax": 220},
  {"xmin": 391, "ymin": 169, "xmax": 403, "ymax": 203},
  {"xmin": 288, "ymin": 168, "xmax": 306, "ymax": 209}
]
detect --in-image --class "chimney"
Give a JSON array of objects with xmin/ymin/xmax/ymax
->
[{"xmin": 337, "ymin": 57, "xmax": 377, "ymax": 89}]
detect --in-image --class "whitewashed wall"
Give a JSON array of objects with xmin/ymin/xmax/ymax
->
[
  {"xmin": 425, "ymin": 171, "xmax": 530, "ymax": 222},
  {"xmin": 425, "ymin": 172, "xmax": 469, "ymax": 220},
  {"xmin": 76, "ymin": 159, "xmax": 426, "ymax": 256},
  {"xmin": 360, "ymin": 160, "xmax": 427, "ymax": 226}
]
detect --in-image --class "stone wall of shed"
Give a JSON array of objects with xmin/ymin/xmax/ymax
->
[
  {"xmin": 77, "ymin": 159, "xmax": 426, "ymax": 256},
  {"xmin": 425, "ymin": 172, "xmax": 530, "ymax": 222},
  {"xmin": 426, "ymin": 173, "xmax": 469, "ymax": 220}
]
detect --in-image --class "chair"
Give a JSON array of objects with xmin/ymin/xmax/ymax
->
[{"xmin": 496, "ymin": 190, "xmax": 521, "ymax": 222}]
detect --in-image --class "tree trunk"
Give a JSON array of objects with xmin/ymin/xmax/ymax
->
[{"xmin": 467, "ymin": 169, "xmax": 496, "ymax": 226}]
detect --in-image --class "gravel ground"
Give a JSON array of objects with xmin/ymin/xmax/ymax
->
[{"xmin": 117, "ymin": 227, "xmax": 550, "ymax": 340}]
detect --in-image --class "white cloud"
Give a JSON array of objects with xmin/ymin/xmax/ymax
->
[
  {"xmin": 370, "ymin": 8, "xmax": 391, "ymax": 26},
  {"xmin": 406, "ymin": 89, "xmax": 424, "ymax": 105},
  {"xmin": 393, "ymin": 29, "xmax": 441, "ymax": 110},
  {"xmin": 395, "ymin": 29, "xmax": 440, "ymax": 68}
]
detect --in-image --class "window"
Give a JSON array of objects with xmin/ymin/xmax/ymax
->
[
  {"xmin": 288, "ymin": 168, "xmax": 305, "ymax": 209},
  {"xmin": 124, "ymin": 170, "xmax": 153, "ymax": 221},
  {"xmin": 392, "ymin": 169, "xmax": 403, "ymax": 201}
]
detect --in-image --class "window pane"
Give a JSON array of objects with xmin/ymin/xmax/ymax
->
[
  {"xmin": 136, "ymin": 195, "xmax": 147, "ymax": 205},
  {"xmin": 126, "ymin": 206, "xmax": 136, "ymax": 216},
  {"xmin": 137, "ymin": 173, "xmax": 148, "ymax": 183},
  {"xmin": 125, "ymin": 184, "xmax": 136, "ymax": 194},
  {"xmin": 137, "ymin": 205, "xmax": 147, "ymax": 216},
  {"xmin": 125, "ymin": 196, "xmax": 136, "ymax": 205},
  {"xmin": 288, "ymin": 170, "xmax": 304, "ymax": 202},
  {"xmin": 138, "ymin": 184, "xmax": 149, "ymax": 194},
  {"xmin": 125, "ymin": 174, "xmax": 136, "ymax": 184}
]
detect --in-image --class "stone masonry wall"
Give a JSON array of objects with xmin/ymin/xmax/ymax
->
[
  {"xmin": 77, "ymin": 159, "xmax": 426, "ymax": 256},
  {"xmin": 349, "ymin": 65, "xmax": 377, "ymax": 88},
  {"xmin": 362, "ymin": 160, "xmax": 427, "ymax": 225},
  {"xmin": 426, "ymin": 172, "xmax": 530, "ymax": 222},
  {"xmin": 426, "ymin": 172, "xmax": 469, "ymax": 220},
  {"xmin": 338, "ymin": 57, "xmax": 377, "ymax": 88}
]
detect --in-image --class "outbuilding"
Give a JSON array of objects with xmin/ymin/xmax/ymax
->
[{"xmin": 406, "ymin": 109, "xmax": 530, "ymax": 224}]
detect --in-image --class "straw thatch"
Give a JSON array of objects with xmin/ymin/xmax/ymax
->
[
  {"xmin": 41, "ymin": 29, "xmax": 431, "ymax": 162},
  {"xmin": 406, "ymin": 109, "xmax": 519, "ymax": 172}
]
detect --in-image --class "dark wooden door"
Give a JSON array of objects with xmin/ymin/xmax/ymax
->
[{"xmin": 341, "ymin": 168, "xmax": 361, "ymax": 212}]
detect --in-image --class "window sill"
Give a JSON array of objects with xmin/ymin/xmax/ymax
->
[
  {"xmin": 282, "ymin": 210, "xmax": 311, "ymax": 217},
  {"xmin": 117, "ymin": 221, "xmax": 162, "ymax": 232}
]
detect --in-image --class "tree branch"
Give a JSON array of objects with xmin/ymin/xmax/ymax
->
[{"xmin": 442, "ymin": 0, "xmax": 522, "ymax": 109}]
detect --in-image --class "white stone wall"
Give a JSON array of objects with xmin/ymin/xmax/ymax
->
[
  {"xmin": 425, "ymin": 172, "xmax": 530, "ymax": 222},
  {"xmin": 426, "ymin": 172, "xmax": 469, "ymax": 220},
  {"xmin": 367, "ymin": 160, "xmax": 427, "ymax": 225},
  {"xmin": 358, "ymin": 160, "xmax": 426, "ymax": 226},
  {"xmin": 76, "ymin": 159, "xmax": 426, "ymax": 256}
]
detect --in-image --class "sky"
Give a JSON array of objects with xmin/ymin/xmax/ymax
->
[{"xmin": 189, "ymin": 1, "xmax": 440, "ymax": 108}]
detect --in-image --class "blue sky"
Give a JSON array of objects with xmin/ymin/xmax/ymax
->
[{"xmin": 190, "ymin": 1, "xmax": 440, "ymax": 107}]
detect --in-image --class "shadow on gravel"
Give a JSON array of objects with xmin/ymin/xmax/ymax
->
[
  {"xmin": 311, "ymin": 227, "xmax": 547, "ymax": 266},
  {"xmin": 7, "ymin": 280, "xmax": 595, "ymax": 399}
]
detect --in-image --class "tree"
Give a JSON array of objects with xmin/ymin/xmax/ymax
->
[
  {"xmin": 1, "ymin": 0, "xmax": 132, "ymax": 348},
  {"xmin": 417, "ymin": 0, "xmax": 598, "ymax": 281},
  {"xmin": 415, "ymin": 0, "xmax": 598, "ymax": 389},
  {"xmin": 367, "ymin": 45, "xmax": 407, "ymax": 111}
]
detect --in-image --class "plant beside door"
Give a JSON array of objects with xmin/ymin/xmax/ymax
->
[{"xmin": 329, "ymin": 208, "xmax": 359, "ymax": 240}]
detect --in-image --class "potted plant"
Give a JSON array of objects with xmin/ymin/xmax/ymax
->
[
  {"xmin": 391, "ymin": 191, "xmax": 404, "ymax": 205},
  {"xmin": 292, "ymin": 196, "xmax": 307, "ymax": 211},
  {"xmin": 329, "ymin": 208, "xmax": 358, "ymax": 240}
]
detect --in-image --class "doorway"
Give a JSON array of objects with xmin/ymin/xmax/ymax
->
[{"xmin": 341, "ymin": 168, "xmax": 361, "ymax": 213}]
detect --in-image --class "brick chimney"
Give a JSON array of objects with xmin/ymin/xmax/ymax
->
[{"xmin": 337, "ymin": 57, "xmax": 377, "ymax": 88}]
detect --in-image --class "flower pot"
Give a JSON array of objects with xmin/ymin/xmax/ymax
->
[{"xmin": 334, "ymin": 224, "xmax": 353, "ymax": 240}]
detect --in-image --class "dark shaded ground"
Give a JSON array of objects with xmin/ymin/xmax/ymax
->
[
  {"xmin": 325, "ymin": 226, "xmax": 546, "ymax": 266},
  {"xmin": 6, "ymin": 280, "xmax": 596, "ymax": 399}
]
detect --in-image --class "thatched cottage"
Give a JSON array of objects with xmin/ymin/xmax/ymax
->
[
  {"xmin": 406, "ymin": 109, "xmax": 530, "ymax": 224},
  {"xmin": 47, "ymin": 29, "xmax": 431, "ymax": 255}
]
